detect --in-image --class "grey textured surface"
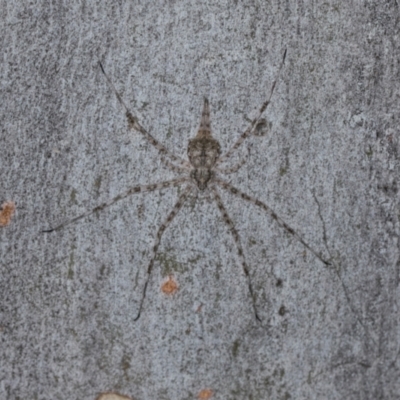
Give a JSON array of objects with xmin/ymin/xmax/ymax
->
[{"xmin": 1, "ymin": 1, "xmax": 400, "ymax": 399}]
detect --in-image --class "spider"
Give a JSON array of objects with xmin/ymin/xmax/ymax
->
[{"xmin": 44, "ymin": 49, "xmax": 330, "ymax": 321}]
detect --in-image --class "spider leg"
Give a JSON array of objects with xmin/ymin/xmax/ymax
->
[
  {"xmin": 160, "ymin": 155, "xmax": 191, "ymax": 174},
  {"xmin": 215, "ymin": 158, "xmax": 246, "ymax": 175},
  {"xmin": 134, "ymin": 185, "xmax": 193, "ymax": 321},
  {"xmin": 211, "ymin": 185, "xmax": 261, "ymax": 322},
  {"xmin": 43, "ymin": 178, "xmax": 188, "ymax": 232},
  {"xmin": 217, "ymin": 49, "xmax": 286, "ymax": 165},
  {"xmin": 215, "ymin": 178, "xmax": 331, "ymax": 266},
  {"xmin": 99, "ymin": 62, "xmax": 191, "ymax": 169}
]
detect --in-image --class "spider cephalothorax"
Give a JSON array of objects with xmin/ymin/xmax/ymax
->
[
  {"xmin": 44, "ymin": 50, "xmax": 330, "ymax": 322},
  {"xmin": 188, "ymin": 99, "xmax": 221, "ymax": 190}
]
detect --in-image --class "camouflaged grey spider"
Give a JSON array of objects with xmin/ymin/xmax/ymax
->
[{"xmin": 44, "ymin": 50, "xmax": 330, "ymax": 321}]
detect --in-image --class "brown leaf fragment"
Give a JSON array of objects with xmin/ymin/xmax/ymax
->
[
  {"xmin": 96, "ymin": 392, "xmax": 133, "ymax": 400},
  {"xmin": 0, "ymin": 201, "xmax": 15, "ymax": 226},
  {"xmin": 198, "ymin": 388, "xmax": 213, "ymax": 399},
  {"xmin": 161, "ymin": 275, "xmax": 178, "ymax": 295}
]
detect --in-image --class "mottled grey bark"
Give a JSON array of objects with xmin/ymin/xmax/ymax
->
[{"xmin": 1, "ymin": 1, "xmax": 400, "ymax": 399}]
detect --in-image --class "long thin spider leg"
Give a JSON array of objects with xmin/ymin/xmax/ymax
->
[
  {"xmin": 211, "ymin": 186, "xmax": 261, "ymax": 322},
  {"xmin": 134, "ymin": 185, "xmax": 193, "ymax": 321},
  {"xmin": 43, "ymin": 178, "xmax": 189, "ymax": 232},
  {"xmin": 215, "ymin": 158, "xmax": 246, "ymax": 175},
  {"xmin": 215, "ymin": 178, "xmax": 331, "ymax": 266},
  {"xmin": 160, "ymin": 155, "xmax": 191, "ymax": 174},
  {"xmin": 99, "ymin": 62, "xmax": 191, "ymax": 169},
  {"xmin": 217, "ymin": 48, "xmax": 287, "ymax": 165}
]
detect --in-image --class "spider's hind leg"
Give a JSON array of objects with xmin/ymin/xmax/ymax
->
[
  {"xmin": 215, "ymin": 178, "xmax": 331, "ymax": 266},
  {"xmin": 134, "ymin": 185, "xmax": 193, "ymax": 321},
  {"xmin": 211, "ymin": 186, "xmax": 261, "ymax": 322}
]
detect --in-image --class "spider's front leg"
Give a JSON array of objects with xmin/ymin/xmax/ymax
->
[
  {"xmin": 217, "ymin": 48, "xmax": 287, "ymax": 166},
  {"xmin": 99, "ymin": 62, "xmax": 191, "ymax": 170}
]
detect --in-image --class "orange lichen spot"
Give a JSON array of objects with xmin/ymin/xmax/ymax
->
[
  {"xmin": 161, "ymin": 275, "xmax": 178, "ymax": 295},
  {"xmin": 0, "ymin": 201, "xmax": 15, "ymax": 226},
  {"xmin": 96, "ymin": 392, "xmax": 133, "ymax": 400},
  {"xmin": 198, "ymin": 388, "xmax": 213, "ymax": 399}
]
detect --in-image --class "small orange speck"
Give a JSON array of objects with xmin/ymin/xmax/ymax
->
[
  {"xmin": 0, "ymin": 201, "xmax": 15, "ymax": 226},
  {"xmin": 161, "ymin": 275, "xmax": 178, "ymax": 295},
  {"xmin": 96, "ymin": 392, "xmax": 133, "ymax": 400},
  {"xmin": 198, "ymin": 388, "xmax": 213, "ymax": 399}
]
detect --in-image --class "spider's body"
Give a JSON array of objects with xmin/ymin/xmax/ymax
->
[
  {"xmin": 188, "ymin": 99, "xmax": 221, "ymax": 190},
  {"xmin": 44, "ymin": 50, "xmax": 330, "ymax": 322}
]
